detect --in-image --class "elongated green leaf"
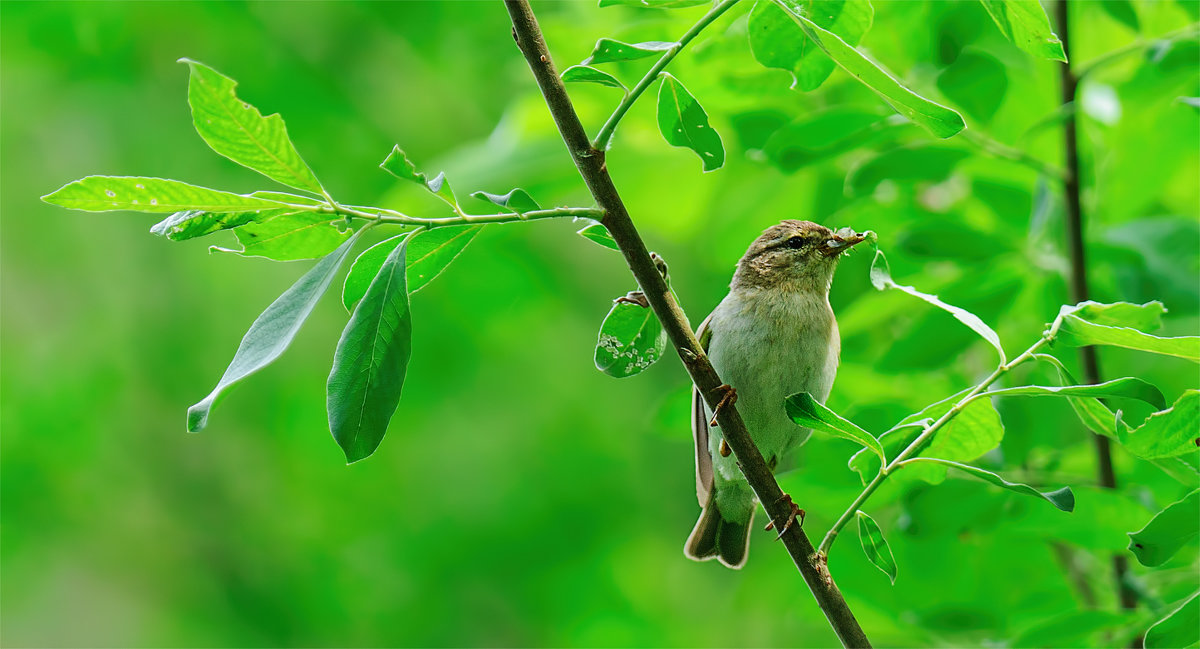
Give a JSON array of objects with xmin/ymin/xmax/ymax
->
[
  {"xmin": 249, "ymin": 191, "xmax": 324, "ymax": 206},
  {"xmin": 985, "ymin": 378, "xmax": 1166, "ymax": 410},
  {"xmin": 1145, "ymin": 592, "xmax": 1199, "ymax": 649},
  {"xmin": 561, "ymin": 65, "xmax": 628, "ymax": 91},
  {"xmin": 328, "ymin": 237, "xmax": 414, "ymax": 463},
  {"xmin": 150, "ymin": 208, "xmax": 289, "ymax": 241},
  {"xmin": 1121, "ymin": 390, "xmax": 1200, "ymax": 460},
  {"xmin": 470, "ymin": 188, "xmax": 541, "ymax": 214},
  {"xmin": 856, "ymin": 511, "xmax": 897, "ymax": 583},
  {"xmin": 870, "ymin": 246, "xmax": 1005, "ymax": 363},
  {"xmin": 979, "ymin": 0, "xmax": 1067, "ymax": 62},
  {"xmin": 1050, "ymin": 302, "xmax": 1199, "ymax": 361},
  {"xmin": 1128, "ymin": 489, "xmax": 1199, "ymax": 567},
  {"xmin": 907, "ymin": 458, "xmax": 1076, "ymax": 511},
  {"xmin": 213, "ymin": 212, "xmax": 356, "ymax": 261},
  {"xmin": 379, "ymin": 145, "xmax": 457, "ymax": 207},
  {"xmin": 179, "ymin": 59, "xmax": 324, "ymax": 194},
  {"xmin": 763, "ymin": 108, "xmax": 895, "ymax": 172},
  {"xmin": 342, "ymin": 225, "xmax": 483, "ymax": 311},
  {"xmin": 847, "ymin": 146, "xmax": 970, "ymax": 196},
  {"xmin": 773, "ymin": 1, "xmax": 965, "ymax": 138},
  {"xmin": 785, "ymin": 393, "xmax": 885, "ymax": 464},
  {"xmin": 598, "ymin": 0, "xmax": 710, "ymax": 7},
  {"xmin": 187, "ymin": 233, "xmax": 362, "ymax": 432},
  {"xmin": 1035, "ymin": 353, "xmax": 1124, "ymax": 441},
  {"xmin": 657, "ymin": 73, "xmax": 724, "ymax": 172},
  {"xmin": 43, "ymin": 176, "xmax": 286, "ymax": 213},
  {"xmin": 584, "ymin": 39, "xmax": 677, "ymax": 65},
  {"xmin": 748, "ymin": 0, "xmax": 874, "ymax": 92},
  {"xmin": 595, "ymin": 296, "xmax": 667, "ymax": 378},
  {"xmin": 577, "ymin": 220, "xmax": 620, "ymax": 251}
]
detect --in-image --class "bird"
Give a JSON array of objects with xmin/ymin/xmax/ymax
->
[{"xmin": 684, "ymin": 220, "xmax": 866, "ymax": 569}]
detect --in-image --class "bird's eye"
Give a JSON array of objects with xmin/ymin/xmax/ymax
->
[{"xmin": 785, "ymin": 236, "xmax": 806, "ymax": 249}]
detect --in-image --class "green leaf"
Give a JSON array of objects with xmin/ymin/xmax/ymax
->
[
  {"xmin": 763, "ymin": 108, "xmax": 895, "ymax": 172},
  {"xmin": 342, "ymin": 225, "xmax": 483, "ymax": 311},
  {"xmin": 906, "ymin": 458, "xmax": 1076, "ymax": 512},
  {"xmin": 327, "ymin": 236, "xmax": 414, "ymax": 463},
  {"xmin": 42, "ymin": 176, "xmax": 287, "ymax": 213},
  {"xmin": 584, "ymin": 39, "xmax": 677, "ymax": 65},
  {"xmin": 656, "ymin": 73, "xmax": 725, "ymax": 172},
  {"xmin": 856, "ymin": 511, "xmax": 897, "ymax": 583},
  {"xmin": 847, "ymin": 145, "xmax": 970, "ymax": 196},
  {"xmin": 1121, "ymin": 390, "xmax": 1200, "ymax": 460},
  {"xmin": 748, "ymin": 0, "xmax": 875, "ymax": 92},
  {"xmin": 1128, "ymin": 489, "xmax": 1199, "ymax": 567},
  {"xmin": 597, "ymin": 0, "xmax": 710, "ymax": 7},
  {"xmin": 869, "ymin": 246, "xmax": 1006, "ymax": 363},
  {"xmin": 984, "ymin": 377, "xmax": 1167, "ymax": 410},
  {"xmin": 470, "ymin": 188, "xmax": 541, "ymax": 214},
  {"xmin": 785, "ymin": 392, "xmax": 886, "ymax": 464},
  {"xmin": 561, "ymin": 65, "xmax": 628, "ymax": 92},
  {"xmin": 978, "ymin": 0, "xmax": 1067, "ymax": 62},
  {"xmin": 595, "ymin": 296, "xmax": 667, "ymax": 378},
  {"xmin": 1145, "ymin": 592, "xmax": 1199, "ymax": 649},
  {"xmin": 213, "ymin": 212, "xmax": 357, "ymax": 261},
  {"xmin": 1099, "ymin": 0, "xmax": 1139, "ymax": 31},
  {"xmin": 187, "ymin": 233, "xmax": 362, "ymax": 432},
  {"xmin": 179, "ymin": 59, "xmax": 324, "ymax": 195},
  {"xmin": 150, "ymin": 208, "xmax": 289, "ymax": 241},
  {"xmin": 772, "ymin": 1, "xmax": 966, "ymax": 138},
  {"xmin": 379, "ymin": 145, "xmax": 458, "ymax": 208},
  {"xmin": 576, "ymin": 220, "xmax": 620, "ymax": 251},
  {"xmin": 1051, "ymin": 302, "xmax": 1200, "ymax": 362},
  {"xmin": 1034, "ymin": 353, "xmax": 1127, "ymax": 442},
  {"xmin": 936, "ymin": 50, "xmax": 1008, "ymax": 124}
]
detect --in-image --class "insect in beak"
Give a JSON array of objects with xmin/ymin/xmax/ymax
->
[{"xmin": 820, "ymin": 227, "xmax": 868, "ymax": 257}]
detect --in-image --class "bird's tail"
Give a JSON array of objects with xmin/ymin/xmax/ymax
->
[{"xmin": 684, "ymin": 490, "xmax": 753, "ymax": 569}]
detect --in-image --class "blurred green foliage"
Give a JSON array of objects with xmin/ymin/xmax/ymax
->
[{"xmin": 2, "ymin": 1, "xmax": 1197, "ymax": 647}]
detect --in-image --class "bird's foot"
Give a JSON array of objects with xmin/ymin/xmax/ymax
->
[
  {"xmin": 708, "ymin": 384, "xmax": 737, "ymax": 427},
  {"xmin": 764, "ymin": 493, "xmax": 805, "ymax": 540}
]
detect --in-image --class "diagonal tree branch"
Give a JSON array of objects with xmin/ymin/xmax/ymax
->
[{"xmin": 503, "ymin": 2, "xmax": 871, "ymax": 646}]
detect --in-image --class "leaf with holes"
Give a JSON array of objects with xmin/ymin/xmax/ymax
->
[
  {"xmin": 188, "ymin": 233, "xmax": 363, "ymax": 432},
  {"xmin": 595, "ymin": 297, "xmax": 667, "ymax": 378},
  {"xmin": 657, "ymin": 73, "xmax": 724, "ymax": 172},
  {"xmin": 856, "ymin": 511, "xmax": 897, "ymax": 583},
  {"xmin": 43, "ymin": 176, "xmax": 287, "ymax": 213},
  {"xmin": 328, "ymin": 238, "xmax": 414, "ymax": 463},
  {"xmin": 180, "ymin": 59, "xmax": 325, "ymax": 195}
]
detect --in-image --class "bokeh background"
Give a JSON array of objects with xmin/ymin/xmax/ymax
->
[{"xmin": 2, "ymin": 1, "xmax": 1197, "ymax": 647}]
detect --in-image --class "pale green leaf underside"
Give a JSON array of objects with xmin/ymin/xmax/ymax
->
[
  {"xmin": 1128, "ymin": 489, "xmax": 1199, "ymax": 567},
  {"xmin": 908, "ymin": 458, "xmax": 1076, "ymax": 512},
  {"xmin": 561, "ymin": 65, "xmax": 628, "ymax": 91},
  {"xmin": 856, "ymin": 511, "xmax": 897, "ymax": 583},
  {"xmin": 577, "ymin": 221, "xmax": 620, "ymax": 251},
  {"xmin": 213, "ymin": 212, "xmax": 357, "ymax": 261},
  {"xmin": 187, "ymin": 233, "xmax": 362, "ymax": 432},
  {"xmin": 43, "ymin": 176, "xmax": 286, "ymax": 213},
  {"xmin": 656, "ymin": 73, "xmax": 725, "ymax": 172},
  {"xmin": 785, "ymin": 392, "xmax": 886, "ymax": 464},
  {"xmin": 180, "ymin": 58, "xmax": 324, "ymax": 194}
]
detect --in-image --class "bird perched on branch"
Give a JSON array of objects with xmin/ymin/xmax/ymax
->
[{"xmin": 685, "ymin": 220, "xmax": 866, "ymax": 569}]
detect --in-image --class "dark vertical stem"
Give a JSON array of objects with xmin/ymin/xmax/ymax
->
[
  {"xmin": 1054, "ymin": 0, "xmax": 1138, "ymax": 611},
  {"xmin": 503, "ymin": 1, "xmax": 870, "ymax": 646}
]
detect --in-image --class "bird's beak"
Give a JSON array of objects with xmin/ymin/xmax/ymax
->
[{"xmin": 820, "ymin": 228, "xmax": 868, "ymax": 257}]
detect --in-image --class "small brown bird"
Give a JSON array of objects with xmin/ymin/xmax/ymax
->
[{"xmin": 685, "ymin": 220, "xmax": 866, "ymax": 569}]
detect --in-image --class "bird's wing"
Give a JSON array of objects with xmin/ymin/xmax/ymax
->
[{"xmin": 692, "ymin": 314, "xmax": 715, "ymax": 506}]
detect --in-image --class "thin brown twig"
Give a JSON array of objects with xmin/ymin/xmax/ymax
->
[{"xmin": 503, "ymin": 2, "xmax": 871, "ymax": 647}]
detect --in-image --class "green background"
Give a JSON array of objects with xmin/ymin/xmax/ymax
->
[{"xmin": 2, "ymin": 1, "xmax": 1197, "ymax": 646}]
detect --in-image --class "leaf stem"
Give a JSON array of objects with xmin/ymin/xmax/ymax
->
[
  {"xmin": 1075, "ymin": 22, "xmax": 1199, "ymax": 80},
  {"xmin": 959, "ymin": 130, "xmax": 1067, "ymax": 181},
  {"xmin": 816, "ymin": 336, "xmax": 1050, "ymax": 556},
  {"xmin": 296, "ymin": 201, "xmax": 603, "ymax": 229},
  {"xmin": 591, "ymin": 0, "xmax": 741, "ymax": 150}
]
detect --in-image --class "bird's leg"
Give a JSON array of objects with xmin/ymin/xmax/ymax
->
[
  {"xmin": 764, "ymin": 493, "xmax": 805, "ymax": 540},
  {"xmin": 707, "ymin": 384, "xmax": 737, "ymax": 427}
]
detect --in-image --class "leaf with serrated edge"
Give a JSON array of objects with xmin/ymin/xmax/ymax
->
[
  {"xmin": 379, "ymin": 145, "xmax": 458, "ymax": 207},
  {"xmin": 856, "ymin": 511, "xmax": 897, "ymax": 583},
  {"xmin": 870, "ymin": 246, "xmax": 1005, "ymax": 363},
  {"xmin": 561, "ymin": 65, "xmax": 628, "ymax": 91},
  {"xmin": 43, "ymin": 176, "xmax": 287, "ymax": 213},
  {"xmin": 577, "ymin": 221, "xmax": 620, "ymax": 251},
  {"xmin": 657, "ymin": 73, "xmax": 725, "ymax": 172},
  {"xmin": 179, "ymin": 59, "xmax": 325, "ymax": 194},
  {"xmin": 470, "ymin": 188, "xmax": 541, "ymax": 214},
  {"xmin": 1128, "ymin": 489, "xmax": 1199, "ymax": 567},
  {"xmin": 1121, "ymin": 390, "xmax": 1200, "ymax": 460},
  {"xmin": 585, "ymin": 39, "xmax": 677, "ymax": 65},
  {"xmin": 907, "ymin": 458, "xmax": 1076, "ymax": 511},
  {"xmin": 187, "ymin": 232, "xmax": 363, "ymax": 432},
  {"xmin": 786, "ymin": 393, "xmax": 885, "ymax": 464},
  {"xmin": 773, "ymin": 1, "xmax": 965, "ymax": 138},
  {"xmin": 979, "ymin": 0, "xmax": 1067, "ymax": 62},
  {"xmin": 327, "ymin": 236, "xmax": 414, "ymax": 463},
  {"xmin": 595, "ymin": 300, "xmax": 667, "ymax": 378}
]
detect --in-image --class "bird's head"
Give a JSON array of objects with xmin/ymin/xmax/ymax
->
[{"xmin": 732, "ymin": 220, "xmax": 867, "ymax": 293}]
